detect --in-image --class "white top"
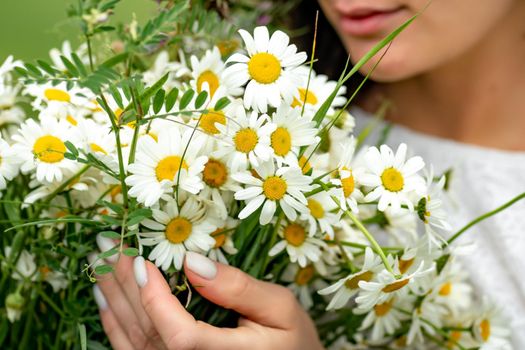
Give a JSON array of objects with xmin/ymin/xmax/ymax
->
[{"xmin": 352, "ymin": 108, "xmax": 525, "ymax": 348}]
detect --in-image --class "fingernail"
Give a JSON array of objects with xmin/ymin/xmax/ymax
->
[
  {"xmin": 93, "ymin": 285, "xmax": 108, "ymax": 310},
  {"xmin": 134, "ymin": 256, "xmax": 148, "ymax": 288},
  {"xmin": 185, "ymin": 252, "xmax": 217, "ymax": 280},
  {"xmin": 96, "ymin": 234, "xmax": 118, "ymax": 263},
  {"xmin": 87, "ymin": 252, "xmax": 103, "ymax": 271}
]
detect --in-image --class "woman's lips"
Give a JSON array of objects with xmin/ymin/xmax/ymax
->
[{"xmin": 339, "ymin": 6, "xmax": 407, "ymax": 37}]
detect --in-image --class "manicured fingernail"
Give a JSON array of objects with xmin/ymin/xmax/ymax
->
[
  {"xmin": 185, "ymin": 252, "xmax": 217, "ymax": 280},
  {"xmin": 96, "ymin": 234, "xmax": 118, "ymax": 263},
  {"xmin": 93, "ymin": 285, "xmax": 108, "ymax": 310},
  {"xmin": 134, "ymin": 256, "xmax": 148, "ymax": 288}
]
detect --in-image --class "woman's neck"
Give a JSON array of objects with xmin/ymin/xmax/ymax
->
[{"xmin": 361, "ymin": 4, "xmax": 525, "ymax": 151}]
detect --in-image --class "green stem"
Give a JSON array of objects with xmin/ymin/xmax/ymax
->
[
  {"xmin": 447, "ymin": 192, "xmax": 525, "ymax": 245},
  {"xmin": 330, "ymin": 194, "xmax": 394, "ymax": 275},
  {"xmin": 85, "ymin": 34, "xmax": 94, "ymax": 71},
  {"xmin": 37, "ymin": 290, "xmax": 67, "ymax": 318}
]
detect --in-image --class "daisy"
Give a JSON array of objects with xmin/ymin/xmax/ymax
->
[
  {"xmin": 300, "ymin": 190, "xmax": 340, "ymax": 238},
  {"xmin": 199, "ymin": 154, "xmax": 241, "ymax": 219},
  {"xmin": 330, "ymin": 138, "xmax": 365, "ymax": 213},
  {"xmin": 24, "ymin": 81, "xmax": 90, "ymax": 112},
  {"xmin": 472, "ymin": 299, "xmax": 512, "ymax": 350},
  {"xmin": 143, "ymin": 50, "xmax": 191, "ymax": 90},
  {"xmin": 355, "ymin": 260, "xmax": 433, "ymax": 312},
  {"xmin": 417, "ymin": 168, "xmax": 451, "ymax": 247},
  {"xmin": 282, "ymin": 263, "xmax": 318, "ymax": 309},
  {"xmin": 126, "ymin": 127, "xmax": 208, "ymax": 207},
  {"xmin": 269, "ymin": 103, "xmax": 318, "ymax": 165},
  {"xmin": 224, "ymin": 26, "xmax": 307, "ymax": 112},
  {"xmin": 207, "ymin": 216, "xmax": 238, "ymax": 264},
  {"xmin": 190, "ymin": 46, "xmax": 239, "ymax": 98},
  {"xmin": 431, "ymin": 260, "xmax": 473, "ymax": 317},
  {"xmin": 138, "ymin": 197, "xmax": 216, "ymax": 271},
  {"xmin": 360, "ymin": 143, "xmax": 426, "ymax": 213},
  {"xmin": 233, "ymin": 159, "xmax": 313, "ymax": 224},
  {"xmin": 406, "ymin": 298, "xmax": 448, "ymax": 345},
  {"xmin": 11, "ymin": 118, "xmax": 80, "ymax": 183},
  {"xmin": 214, "ymin": 106, "xmax": 276, "ymax": 171},
  {"xmin": 0, "ymin": 138, "xmax": 19, "ymax": 192},
  {"xmin": 318, "ymin": 247, "xmax": 383, "ymax": 310},
  {"xmin": 292, "ymin": 66, "xmax": 347, "ymax": 115},
  {"xmin": 355, "ymin": 296, "xmax": 412, "ymax": 343},
  {"xmin": 268, "ymin": 220, "xmax": 326, "ymax": 267}
]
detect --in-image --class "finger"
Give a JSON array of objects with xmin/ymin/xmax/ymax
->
[
  {"xmin": 96, "ymin": 265, "xmax": 149, "ymax": 348},
  {"xmin": 109, "ymin": 242, "xmax": 165, "ymax": 348},
  {"xmin": 94, "ymin": 285, "xmax": 136, "ymax": 350},
  {"xmin": 184, "ymin": 252, "xmax": 298, "ymax": 329},
  {"xmin": 133, "ymin": 256, "xmax": 255, "ymax": 350}
]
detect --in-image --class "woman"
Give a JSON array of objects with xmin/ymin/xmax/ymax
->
[{"xmin": 94, "ymin": 0, "xmax": 525, "ymax": 348}]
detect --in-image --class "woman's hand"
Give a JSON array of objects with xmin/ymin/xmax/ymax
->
[{"xmin": 93, "ymin": 237, "xmax": 324, "ymax": 350}]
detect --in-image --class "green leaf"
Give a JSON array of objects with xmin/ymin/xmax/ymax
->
[
  {"xmin": 64, "ymin": 152, "xmax": 77, "ymax": 160},
  {"xmin": 95, "ymin": 264, "xmax": 114, "ymax": 275},
  {"xmin": 109, "ymin": 85, "xmax": 124, "ymax": 109},
  {"xmin": 194, "ymin": 91, "xmax": 208, "ymax": 109},
  {"xmin": 78, "ymin": 323, "xmax": 87, "ymax": 350},
  {"xmin": 101, "ymin": 215, "xmax": 121, "ymax": 226},
  {"xmin": 122, "ymin": 248, "xmax": 139, "ymax": 257},
  {"xmin": 153, "ymin": 89, "xmax": 165, "ymax": 114},
  {"xmin": 100, "ymin": 52, "xmax": 129, "ymax": 68},
  {"xmin": 179, "ymin": 89, "xmax": 195, "ymax": 110},
  {"xmin": 99, "ymin": 0, "xmax": 120, "ymax": 11},
  {"xmin": 100, "ymin": 200, "xmax": 124, "ymax": 215},
  {"xmin": 24, "ymin": 63, "xmax": 43, "ymax": 77},
  {"xmin": 98, "ymin": 248, "xmax": 118, "ymax": 259},
  {"xmin": 100, "ymin": 231, "xmax": 121, "ymax": 239},
  {"xmin": 65, "ymin": 140, "xmax": 79, "ymax": 156},
  {"xmin": 165, "ymin": 87, "xmax": 179, "ymax": 111},
  {"xmin": 140, "ymin": 73, "xmax": 169, "ymax": 106},
  {"xmin": 60, "ymin": 55, "xmax": 79, "ymax": 76},
  {"xmin": 14, "ymin": 67, "xmax": 28, "ymax": 77},
  {"xmin": 36, "ymin": 60, "xmax": 58, "ymax": 75},
  {"xmin": 128, "ymin": 208, "xmax": 152, "ymax": 219},
  {"xmin": 126, "ymin": 215, "xmax": 146, "ymax": 226},
  {"xmin": 214, "ymin": 97, "xmax": 230, "ymax": 111},
  {"xmin": 71, "ymin": 53, "xmax": 88, "ymax": 77}
]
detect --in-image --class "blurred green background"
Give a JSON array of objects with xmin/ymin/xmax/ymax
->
[{"xmin": 0, "ymin": 0, "xmax": 157, "ymax": 62}]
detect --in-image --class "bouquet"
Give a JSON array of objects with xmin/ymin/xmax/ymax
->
[{"xmin": 0, "ymin": 1, "xmax": 520, "ymax": 349}]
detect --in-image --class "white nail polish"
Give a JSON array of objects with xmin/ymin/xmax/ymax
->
[
  {"xmin": 134, "ymin": 256, "xmax": 148, "ymax": 288},
  {"xmin": 93, "ymin": 285, "xmax": 108, "ymax": 310},
  {"xmin": 185, "ymin": 252, "xmax": 217, "ymax": 280},
  {"xmin": 96, "ymin": 234, "xmax": 118, "ymax": 263}
]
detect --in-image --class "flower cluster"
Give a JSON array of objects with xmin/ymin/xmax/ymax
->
[{"xmin": 0, "ymin": 25, "xmax": 512, "ymax": 350}]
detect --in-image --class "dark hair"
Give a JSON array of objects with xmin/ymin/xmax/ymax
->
[{"xmin": 283, "ymin": 1, "xmax": 369, "ymax": 98}]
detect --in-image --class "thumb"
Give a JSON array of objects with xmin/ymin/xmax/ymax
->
[{"xmin": 184, "ymin": 252, "xmax": 298, "ymax": 329}]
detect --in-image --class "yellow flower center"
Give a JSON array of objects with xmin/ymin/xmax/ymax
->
[
  {"xmin": 341, "ymin": 174, "xmax": 355, "ymax": 198},
  {"xmin": 299, "ymin": 155, "xmax": 312, "ymax": 174},
  {"xmin": 66, "ymin": 115, "xmax": 77, "ymax": 126},
  {"xmin": 33, "ymin": 135, "xmax": 66, "ymax": 163},
  {"xmin": 212, "ymin": 228, "xmax": 227, "ymax": 248},
  {"xmin": 283, "ymin": 223, "xmax": 306, "ymax": 247},
  {"xmin": 155, "ymin": 156, "xmax": 188, "ymax": 182},
  {"xmin": 110, "ymin": 186, "xmax": 122, "ymax": 202},
  {"xmin": 399, "ymin": 258, "xmax": 414, "ymax": 274},
  {"xmin": 382, "ymin": 278, "xmax": 410, "ymax": 293},
  {"xmin": 291, "ymin": 88, "xmax": 318, "ymax": 108},
  {"xmin": 203, "ymin": 159, "xmax": 228, "ymax": 188},
  {"xmin": 381, "ymin": 167, "xmax": 404, "ymax": 192},
  {"xmin": 90, "ymin": 143, "xmax": 107, "ymax": 155},
  {"xmin": 197, "ymin": 70, "xmax": 220, "ymax": 97},
  {"xmin": 295, "ymin": 265, "xmax": 315, "ymax": 286},
  {"xmin": 234, "ymin": 128, "xmax": 258, "ymax": 153},
  {"xmin": 374, "ymin": 299, "xmax": 394, "ymax": 317},
  {"xmin": 165, "ymin": 217, "xmax": 192, "ymax": 244},
  {"xmin": 307, "ymin": 199, "xmax": 324, "ymax": 219},
  {"xmin": 247, "ymin": 53, "xmax": 281, "ymax": 84},
  {"xmin": 344, "ymin": 270, "xmax": 374, "ymax": 289},
  {"xmin": 44, "ymin": 88, "xmax": 70, "ymax": 102},
  {"xmin": 480, "ymin": 319, "xmax": 491, "ymax": 342},
  {"xmin": 439, "ymin": 282, "xmax": 452, "ymax": 296},
  {"xmin": 271, "ymin": 127, "xmax": 292, "ymax": 156},
  {"xmin": 200, "ymin": 109, "xmax": 226, "ymax": 135},
  {"xmin": 262, "ymin": 176, "xmax": 287, "ymax": 200}
]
